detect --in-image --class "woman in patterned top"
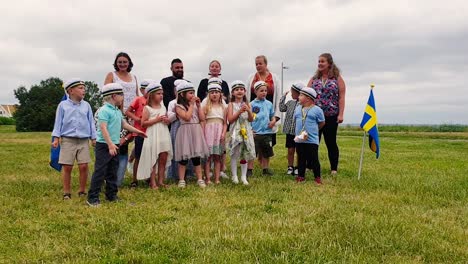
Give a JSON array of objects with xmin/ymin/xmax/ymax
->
[{"xmin": 307, "ymin": 53, "xmax": 346, "ymax": 175}]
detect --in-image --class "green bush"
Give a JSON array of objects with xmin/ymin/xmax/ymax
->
[{"xmin": 0, "ymin": 116, "xmax": 15, "ymax": 125}]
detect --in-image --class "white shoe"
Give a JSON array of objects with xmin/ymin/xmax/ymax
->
[
  {"xmin": 232, "ymin": 175, "xmax": 239, "ymax": 184},
  {"xmin": 197, "ymin": 179, "xmax": 206, "ymax": 188},
  {"xmin": 220, "ymin": 171, "xmax": 229, "ymax": 179},
  {"xmin": 178, "ymin": 180, "xmax": 186, "ymax": 188},
  {"xmin": 241, "ymin": 175, "xmax": 249, "ymax": 185}
]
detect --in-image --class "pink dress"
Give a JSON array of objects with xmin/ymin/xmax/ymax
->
[
  {"xmin": 174, "ymin": 104, "xmax": 209, "ymax": 161},
  {"xmin": 204, "ymin": 104, "xmax": 225, "ymax": 155}
]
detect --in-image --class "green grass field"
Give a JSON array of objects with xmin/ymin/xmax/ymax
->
[{"xmin": 0, "ymin": 125, "xmax": 467, "ymax": 263}]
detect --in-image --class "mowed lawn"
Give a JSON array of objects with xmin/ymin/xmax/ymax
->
[{"xmin": 0, "ymin": 125, "xmax": 467, "ymax": 263}]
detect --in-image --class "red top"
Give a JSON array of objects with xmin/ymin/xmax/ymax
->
[
  {"xmin": 250, "ymin": 72, "xmax": 274, "ymax": 102},
  {"xmin": 129, "ymin": 96, "xmax": 147, "ymax": 133}
]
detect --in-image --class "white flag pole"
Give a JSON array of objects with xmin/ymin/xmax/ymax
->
[{"xmin": 358, "ymin": 131, "xmax": 366, "ymax": 180}]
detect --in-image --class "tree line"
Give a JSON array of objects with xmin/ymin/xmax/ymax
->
[{"xmin": 13, "ymin": 77, "xmax": 101, "ymax": 132}]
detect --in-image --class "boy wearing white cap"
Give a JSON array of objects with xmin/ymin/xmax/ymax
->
[
  {"xmin": 52, "ymin": 78, "xmax": 97, "ymax": 200},
  {"xmin": 279, "ymin": 83, "xmax": 304, "ymax": 176},
  {"xmin": 87, "ymin": 83, "xmax": 146, "ymax": 206},
  {"xmin": 293, "ymin": 87, "xmax": 325, "ymax": 184},
  {"xmin": 250, "ymin": 81, "xmax": 276, "ymax": 176}
]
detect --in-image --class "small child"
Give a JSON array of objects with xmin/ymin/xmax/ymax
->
[
  {"xmin": 294, "ymin": 87, "xmax": 325, "ymax": 184},
  {"xmin": 137, "ymin": 82, "xmax": 172, "ymax": 189},
  {"xmin": 250, "ymin": 81, "xmax": 276, "ymax": 176},
  {"xmin": 52, "ymin": 78, "xmax": 96, "ymax": 200},
  {"xmin": 125, "ymin": 79, "xmax": 153, "ymax": 188},
  {"xmin": 202, "ymin": 83, "xmax": 227, "ymax": 184},
  {"xmin": 87, "ymin": 83, "xmax": 146, "ymax": 206},
  {"xmin": 167, "ymin": 80, "xmax": 194, "ymax": 181},
  {"xmin": 279, "ymin": 83, "xmax": 304, "ymax": 176},
  {"xmin": 174, "ymin": 82, "xmax": 209, "ymax": 188},
  {"xmin": 227, "ymin": 80, "xmax": 255, "ymax": 185}
]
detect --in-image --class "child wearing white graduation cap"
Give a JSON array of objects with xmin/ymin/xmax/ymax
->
[
  {"xmin": 87, "ymin": 83, "xmax": 146, "ymax": 207},
  {"xmin": 51, "ymin": 78, "xmax": 96, "ymax": 200},
  {"xmin": 174, "ymin": 82, "xmax": 209, "ymax": 188},
  {"xmin": 293, "ymin": 87, "xmax": 325, "ymax": 184},
  {"xmin": 137, "ymin": 82, "xmax": 172, "ymax": 189},
  {"xmin": 202, "ymin": 83, "xmax": 227, "ymax": 184},
  {"xmin": 227, "ymin": 80, "xmax": 256, "ymax": 185}
]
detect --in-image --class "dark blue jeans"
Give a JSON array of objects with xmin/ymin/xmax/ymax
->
[{"xmin": 88, "ymin": 142, "xmax": 119, "ymax": 202}]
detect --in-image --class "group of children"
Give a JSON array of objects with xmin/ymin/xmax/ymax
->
[{"xmin": 52, "ymin": 76, "xmax": 326, "ymax": 206}]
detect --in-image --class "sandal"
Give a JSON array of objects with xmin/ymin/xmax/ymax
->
[
  {"xmin": 78, "ymin": 191, "xmax": 87, "ymax": 197},
  {"xmin": 130, "ymin": 181, "xmax": 138, "ymax": 188},
  {"xmin": 63, "ymin": 193, "xmax": 71, "ymax": 200}
]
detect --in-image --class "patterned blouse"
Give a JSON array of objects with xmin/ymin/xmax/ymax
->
[{"xmin": 311, "ymin": 78, "xmax": 340, "ymax": 117}]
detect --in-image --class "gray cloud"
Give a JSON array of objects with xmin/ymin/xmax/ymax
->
[{"xmin": 1, "ymin": 0, "xmax": 467, "ymax": 124}]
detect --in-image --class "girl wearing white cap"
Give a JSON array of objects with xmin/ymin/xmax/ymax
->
[
  {"xmin": 137, "ymin": 82, "xmax": 172, "ymax": 189},
  {"xmin": 202, "ymin": 83, "xmax": 227, "ymax": 184},
  {"xmin": 227, "ymin": 81, "xmax": 256, "ymax": 185},
  {"xmin": 174, "ymin": 82, "xmax": 209, "ymax": 188}
]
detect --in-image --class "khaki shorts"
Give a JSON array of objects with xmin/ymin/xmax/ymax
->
[{"xmin": 59, "ymin": 137, "xmax": 92, "ymax": 165}]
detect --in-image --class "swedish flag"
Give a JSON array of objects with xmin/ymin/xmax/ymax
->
[{"xmin": 360, "ymin": 87, "xmax": 380, "ymax": 158}]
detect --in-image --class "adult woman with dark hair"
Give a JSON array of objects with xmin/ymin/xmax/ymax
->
[
  {"xmin": 246, "ymin": 55, "xmax": 281, "ymax": 176},
  {"xmin": 307, "ymin": 53, "xmax": 346, "ymax": 175},
  {"xmin": 197, "ymin": 60, "xmax": 230, "ymax": 102},
  {"xmin": 104, "ymin": 52, "xmax": 139, "ymax": 113}
]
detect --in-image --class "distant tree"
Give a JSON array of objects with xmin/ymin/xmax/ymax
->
[
  {"xmin": 13, "ymin": 77, "xmax": 102, "ymax": 132},
  {"xmin": 84, "ymin": 81, "xmax": 102, "ymax": 113},
  {"xmin": 14, "ymin": 77, "xmax": 64, "ymax": 132}
]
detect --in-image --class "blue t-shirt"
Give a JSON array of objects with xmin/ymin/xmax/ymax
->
[
  {"xmin": 294, "ymin": 105, "xmax": 325, "ymax": 145},
  {"xmin": 97, "ymin": 102, "xmax": 123, "ymax": 144},
  {"xmin": 251, "ymin": 99, "xmax": 274, "ymax": 135}
]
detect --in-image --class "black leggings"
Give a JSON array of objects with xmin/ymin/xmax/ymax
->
[
  {"xmin": 319, "ymin": 115, "xmax": 339, "ymax": 171},
  {"xmin": 179, "ymin": 157, "xmax": 201, "ymax": 166},
  {"xmin": 296, "ymin": 143, "xmax": 320, "ymax": 178}
]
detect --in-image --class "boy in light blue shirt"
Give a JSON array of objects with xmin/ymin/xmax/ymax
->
[
  {"xmin": 250, "ymin": 81, "xmax": 277, "ymax": 175},
  {"xmin": 87, "ymin": 83, "xmax": 146, "ymax": 207},
  {"xmin": 294, "ymin": 87, "xmax": 325, "ymax": 184},
  {"xmin": 52, "ymin": 78, "xmax": 96, "ymax": 200}
]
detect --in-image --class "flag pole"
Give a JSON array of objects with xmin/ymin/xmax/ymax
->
[{"xmin": 358, "ymin": 131, "xmax": 366, "ymax": 180}]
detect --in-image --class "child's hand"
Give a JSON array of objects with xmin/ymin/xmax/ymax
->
[
  {"xmin": 284, "ymin": 91, "xmax": 289, "ymax": 96},
  {"xmin": 161, "ymin": 115, "xmax": 170, "ymax": 124},
  {"xmin": 195, "ymin": 97, "xmax": 201, "ymax": 107},
  {"xmin": 51, "ymin": 138, "xmax": 59, "ymax": 148},
  {"xmin": 268, "ymin": 119, "xmax": 276, "ymax": 128},
  {"xmin": 154, "ymin": 114, "xmax": 162, "ymax": 123},
  {"xmin": 137, "ymin": 131, "xmax": 147, "ymax": 138},
  {"xmin": 220, "ymin": 133, "xmax": 225, "ymax": 142},
  {"xmin": 91, "ymin": 139, "xmax": 96, "ymax": 147},
  {"xmin": 109, "ymin": 144, "xmax": 119, "ymax": 156}
]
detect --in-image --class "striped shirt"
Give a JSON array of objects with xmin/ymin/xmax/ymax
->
[{"xmin": 279, "ymin": 95, "xmax": 298, "ymax": 135}]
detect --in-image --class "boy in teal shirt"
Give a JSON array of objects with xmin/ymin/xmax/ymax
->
[{"xmin": 87, "ymin": 83, "xmax": 146, "ymax": 207}]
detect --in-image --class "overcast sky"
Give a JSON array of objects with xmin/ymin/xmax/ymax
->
[{"xmin": 1, "ymin": 0, "xmax": 467, "ymax": 124}]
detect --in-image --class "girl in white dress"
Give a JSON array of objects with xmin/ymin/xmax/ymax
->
[
  {"xmin": 137, "ymin": 82, "xmax": 172, "ymax": 189},
  {"xmin": 227, "ymin": 81, "xmax": 256, "ymax": 185}
]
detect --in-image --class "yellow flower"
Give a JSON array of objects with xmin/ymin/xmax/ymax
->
[{"xmin": 240, "ymin": 125, "xmax": 247, "ymax": 140}]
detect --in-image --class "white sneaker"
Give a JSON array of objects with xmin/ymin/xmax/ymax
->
[
  {"xmin": 197, "ymin": 179, "xmax": 206, "ymax": 188},
  {"xmin": 294, "ymin": 168, "xmax": 299, "ymax": 175},
  {"xmin": 220, "ymin": 171, "xmax": 229, "ymax": 179},
  {"xmin": 287, "ymin": 166, "xmax": 294, "ymax": 175},
  {"xmin": 178, "ymin": 180, "xmax": 186, "ymax": 188},
  {"xmin": 241, "ymin": 175, "xmax": 249, "ymax": 185},
  {"xmin": 232, "ymin": 175, "xmax": 239, "ymax": 184}
]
